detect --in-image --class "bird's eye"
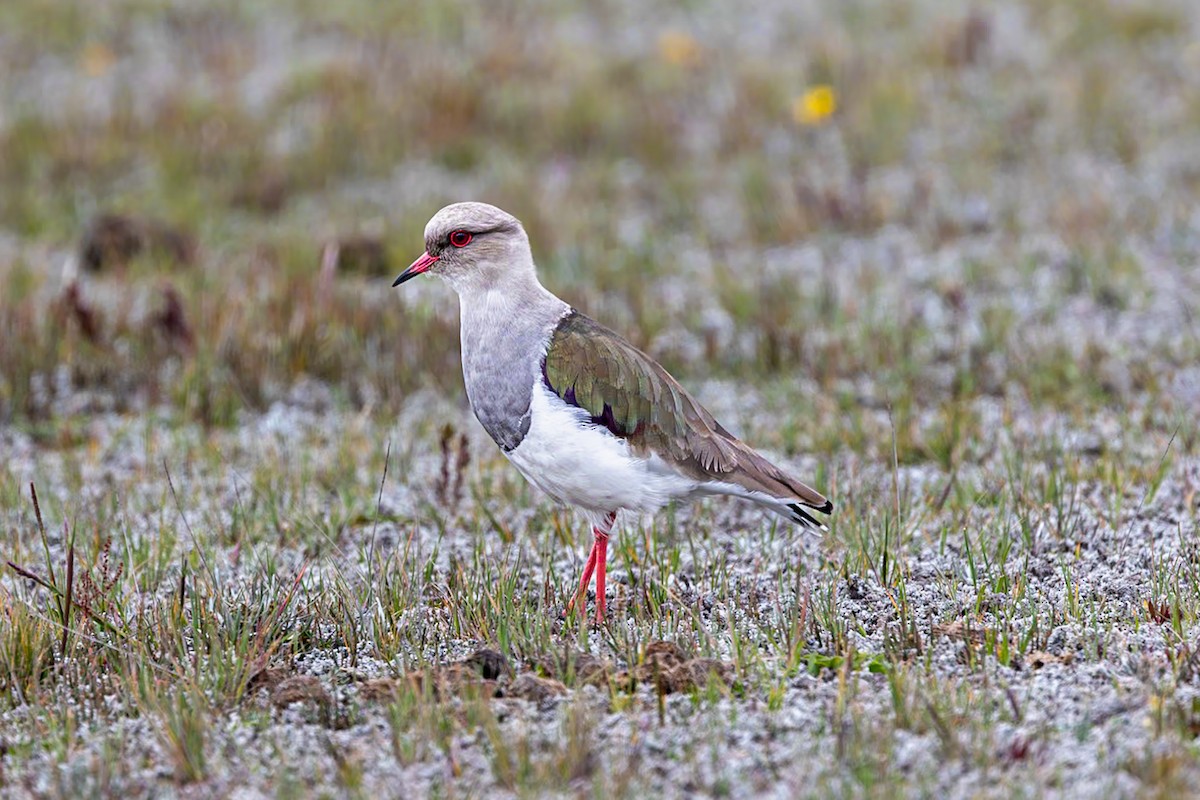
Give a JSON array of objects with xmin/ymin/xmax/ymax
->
[{"xmin": 449, "ymin": 230, "xmax": 472, "ymax": 248}]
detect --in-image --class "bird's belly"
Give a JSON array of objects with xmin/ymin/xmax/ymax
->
[{"xmin": 505, "ymin": 383, "xmax": 695, "ymax": 513}]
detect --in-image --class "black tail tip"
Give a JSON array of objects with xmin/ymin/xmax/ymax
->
[{"xmin": 787, "ymin": 502, "xmax": 831, "ymax": 531}]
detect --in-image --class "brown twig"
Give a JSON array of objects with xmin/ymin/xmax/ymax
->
[
  {"xmin": 30, "ymin": 484, "xmax": 54, "ymax": 585},
  {"xmin": 436, "ymin": 424, "xmax": 454, "ymax": 507},
  {"xmin": 62, "ymin": 525, "xmax": 75, "ymax": 656},
  {"xmin": 155, "ymin": 284, "xmax": 195, "ymax": 352},
  {"xmin": 62, "ymin": 281, "xmax": 102, "ymax": 345},
  {"xmin": 453, "ymin": 433, "xmax": 470, "ymax": 508},
  {"xmin": 5, "ymin": 561, "xmax": 53, "ymax": 591},
  {"xmin": 178, "ymin": 557, "xmax": 187, "ymax": 614}
]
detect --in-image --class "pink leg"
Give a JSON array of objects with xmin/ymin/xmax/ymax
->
[
  {"xmin": 565, "ymin": 512, "xmax": 617, "ymax": 623},
  {"xmin": 593, "ymin": 512, "xmax": 616, "ymax": 622},
  {"xmin": 594, "ymin": 530, "xmax": 609, "ymax": 622},
  {"xmin": 566, "ymin": 544, "xmax": 599, "ymax": 619}
]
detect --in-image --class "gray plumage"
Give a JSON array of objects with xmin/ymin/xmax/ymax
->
[{"xmin": 420, "ymin": 203, "xmax": 569, "ymax": 452}]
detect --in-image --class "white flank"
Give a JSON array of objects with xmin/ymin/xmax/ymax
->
[
  {"xmin": 507, "ymin": 381, "xmax": 828, "ymax": 532},
  {"xmin": 506, "ymin": 382, "xmax": 697, "ymax": 520}
]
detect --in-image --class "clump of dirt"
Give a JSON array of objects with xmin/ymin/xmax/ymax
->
[
  {"xmin": 464, "ymin": 647, "xmax": 512, "ymax": 681},
  {"xmin": 80, "ymin": 213, "xmax": 196, "ymax": 272},
  {"xmin": 533, "ymin": 642, "xmax": 735, "ymax": 693},
  {"xmin": 246, "ymin": 666, "xmax": 289, "ymax": 695},
  {"xmin": 357, "ymin": 648, "xmax": 516, "ymax": 703},
  {"xmin": 504, "ymin": 673, "xmax": 568, "ymax": 704},
  {"xmin": 614, "ymin": 641, "xmax": 735, "ymax": 694},
  {"xmin": 270, "ymin": 675, "xmax": 332, "ymax": 711},
  {"xmin": 348, "ymin": 643, "xmax": 733, "ymax": 709},
  {"xmin": 530, "ymin": 650, "xmax": 613, "ymax": 687}
]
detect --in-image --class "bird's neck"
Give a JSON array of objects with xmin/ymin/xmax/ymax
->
[
  {"xmin": 456, "ymin": 274, "xmax": 570, "ymax": 450},
  {"xmin": 457, "ymin": 271, "xmax": 566, "ymax": 337}
]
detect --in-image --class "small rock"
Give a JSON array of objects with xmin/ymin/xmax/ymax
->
[
  {"xmin": 531, "ymin": 651, "xmax": 612, "ymax": 686},
  {"xmin": 643, "ymin": 641, "xmax": 686, "ymax": 669},
  {"xmin": 465, "ymin": 648, "xmax": 513, "ymax": 681},
  {"xmin": 246, "ymin": 666, "xmax": 288, "ymax": 694},
  {"xmin": 407, "ymin": 664, "xmax": 500, "ymax": 700},
  {"xmin": 271, "ymin": 675, "xmax": 331, "ymax": 710},
  {"xmin": 359, "ymin": 678, "xmax": 401, "ymax": 704},
  {"xmin": 505, "ymin": 674, "xmax": 567, "ymax": 704}
]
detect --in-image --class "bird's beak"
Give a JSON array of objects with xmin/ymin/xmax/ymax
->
[{"xmin": 393, "ymin": 251, "xmax": 439, "ymax": 286}]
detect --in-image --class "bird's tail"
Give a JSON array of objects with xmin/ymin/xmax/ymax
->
[
  {"xmin": 701, "ymin": 483, "xmax": 832, "ymax": 533},
  {"xmin": 695, "ymin": 432, "xmax": 833, "ymax": 532},
  {"xmin": 783, "ymin": 499, "xmax": 833, "ymax": 532}
]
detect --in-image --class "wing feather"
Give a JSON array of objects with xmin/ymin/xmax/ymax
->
[{"xmin": 543, "ymin": 311, "xmax": 830, "ymax": 517}]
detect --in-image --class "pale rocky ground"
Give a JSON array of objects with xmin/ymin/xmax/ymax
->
[{"xmin": 3, "ymin": 380, "xmax": 1198, "ymax": 798}]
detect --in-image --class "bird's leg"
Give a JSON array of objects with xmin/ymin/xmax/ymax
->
[
  {"xmin": 567, "ymin": 544, "xmax": 599, "ymax": 620},
  {"xmin": 566, "ymin": 512, "xmax": 617, "ymax": 623},
  {"xmin": 593, "ymin": 529, "xmax": 609, "ymax": 622},
  {"xmin": 593, "ymin": 512, "xmax": 617, "ymax": 622}
]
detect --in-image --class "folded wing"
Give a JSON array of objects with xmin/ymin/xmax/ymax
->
[{"xmin": 542, "ymin": 311, "xmax": 832, "ymax": 522}]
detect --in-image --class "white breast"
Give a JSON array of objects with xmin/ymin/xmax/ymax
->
[{"xmin": 505, "ymin": 382, "xmax": 698, "ymax": 517}]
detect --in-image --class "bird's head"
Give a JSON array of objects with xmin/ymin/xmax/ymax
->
[{"xmin": 394, "ymin": 202, "xmax": 533, "ymax": 293}]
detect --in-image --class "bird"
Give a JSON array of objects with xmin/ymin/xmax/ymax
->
[{"xmin": 394, "ymin": 202, "xmax": 831, "ymax": 622}]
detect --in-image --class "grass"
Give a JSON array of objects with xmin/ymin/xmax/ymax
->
[
  {"xmin": 1, "ymin": 0, "xmax": 1200, "ymax": 796},
  {"xmin": 1, "ymin": 408, "xmax": 1196, "ymax": 796},
  {"xmin": 1, "ymin": 1, "xmax": 1197, "ymax": 427}
]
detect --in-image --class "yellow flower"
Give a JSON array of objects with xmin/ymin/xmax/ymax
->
[
  {"xmin": 658, "ymin": 31, "xmax": 701, "ymax": 67},
  {"xmin": 793, "ymin": 85, "xmax": 837, "ymax": 126},
  {"xmin": 80, "ymin": 42, "xmax": 116, "ymax": 77}
]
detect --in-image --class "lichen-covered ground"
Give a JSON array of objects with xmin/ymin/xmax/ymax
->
[{"xmin": 2, "ymin": 1, "xmax": 1199, "ymax": 797}]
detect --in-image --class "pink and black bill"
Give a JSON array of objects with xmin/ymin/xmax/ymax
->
[{"xmin": 393, "ymin": 251, "xmax": 439, "ymax": 286}]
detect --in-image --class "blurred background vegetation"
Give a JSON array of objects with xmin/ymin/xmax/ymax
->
[
  {"xmin": 0, "ymin": 0, "xmax": 1197, "ymax": 447},
  {"xmin": 1, "ymin": 5, "xmax": 1199, "ymax": 793}
]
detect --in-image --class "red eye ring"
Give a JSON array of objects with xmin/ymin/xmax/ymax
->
[{"xmin": 449, "ymin": 230, "xmax": 472, "ymax": 248}]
